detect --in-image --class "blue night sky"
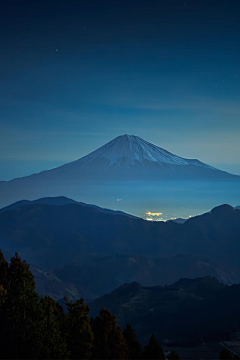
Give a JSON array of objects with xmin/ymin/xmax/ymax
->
[{"xmin": 0, "ymin": 0, "xmax": 240, "ymax": 180}]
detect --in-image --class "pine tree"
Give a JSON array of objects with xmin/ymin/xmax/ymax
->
[
  {"xmin": 0, "ymin": 253, "xmax": 40, "ymax": 359},
  {"xmin": 0, "ymin": 249, "xmax": 8, "ymax": 290},
  {"xmin": 0, "ymin": 250, "xmax": 8, "ymax": 359},
  {"xmin": 36, "ymin": 296, "xmax": 68, "ymax": 359},
  {"xmin": 91, "ymin": 307, "xmax": 129, "ymax": 359},
  {"xmin": 65, "ymin": 298, "xmax": 94, "ymax": 360},
  {"xmin": 0, "ymin": 249, "xmax": 8, "ymax": 301},
  {"xmin": 123, "ymin": 323, "xmax": 142, "ymax": 359},
  {"xmin": 143, "ymin": 334, "xmax": 165, "ymax": 360}
]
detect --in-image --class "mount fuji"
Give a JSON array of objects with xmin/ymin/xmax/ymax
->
[
  {"xmin": 0, "ymin": 135, "xmax": 239, "ymax": 212},
  {"xmin": 69, "ymin": 134, "xmax": 215, "ymax": 169},
  {"xmin": 8, "ymin": 134, "xmax": 238, "ymax": 180},
  {"xmin": 57, "ymin": 134, "xmax": 219, "ymax": 178}
]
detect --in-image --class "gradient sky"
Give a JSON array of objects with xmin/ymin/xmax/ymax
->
[{"xmin": 1, "ymin": 0, "xmax": 240, "ymax": 180}]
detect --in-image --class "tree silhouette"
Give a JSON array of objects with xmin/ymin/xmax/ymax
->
[
  {"xmin": 0, "ymin": 249, "xmax": 8, "ymax": 299},
  {"xmin": 65, "ymin": 298, "xmax": 94, "ymax": 359},
  {"xmin": 0, "ymin": 253, "xmax": 40, "ymax": 359},
  {"xmin": 143, "ymin": 334, "xmax": 165, "ymax": 359},
  {"xmin": 123, "ymin": 323, "xmax": 142, "ymax": 359},
  {"xmin": 91, "ymin": 307, "xmax": 129, "ymax": 359},
  {"xmin": 37, "ymin": 296, "xmax": 68, "ymax": 359}
]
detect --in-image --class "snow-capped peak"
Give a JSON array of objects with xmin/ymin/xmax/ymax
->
[{"xmin": 76, "ymin": 134, "xmax": 215, "ymax": 169}]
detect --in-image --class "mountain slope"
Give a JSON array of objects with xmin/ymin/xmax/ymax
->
[
  {"xmin": 1, "ymin": 250, "xmax": 80, "ymax": 301},
  {"xmin": 7, "ymin": 134, "xmax": 237, "ymax": 181},
  {"xmin": 0, "ymin": 201, "xmax": 239, "ymax": 276},
  {"xmin": 89, "ymin": 277, "xmax": 240, "ymax": 345},
  {"xmin": 0, "ymin": 196, "xmax": 137, "ymax": 218},
  {"xmin": 0, "ymin": 135, "xmax": 239, "ymax": 209},
  {"xmin": 54, "ymin": 253, "xmax": 236, "ymax": 300},
  {"xmin": 62, "ymin": 134, "xmax": 216, "ymax": 169}
]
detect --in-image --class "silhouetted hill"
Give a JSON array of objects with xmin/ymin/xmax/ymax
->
[
  {"xmin": 0, "ymin": 202, "xmax": 239, "ymax": 270},
  {"xmin": 54, "ymin": 253, "xmax": 236, "ymax": 299},
  {"xmin": 89, "ymin": 277, "xmax": 240, "ymax": 345},
  {"xmin": 0, "ymin": 200, "xmax": 240, "ymax": 300},
  {"xmin": 0, "ymin": 202, "xmax": 176, "ymax": 268},
  {"xmin": 0, "ymin": 196, "xmax": 137, "ymax": 218}
]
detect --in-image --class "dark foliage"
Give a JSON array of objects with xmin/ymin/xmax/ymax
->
[
  {"xmin": 123, "ymin": 323, "xmax": 142, "ymax": 359},
  {"xmin": 0, "ymin": 252, "xmax": 67, "ymax": 359},
  {"xmin": 3, "ymin": 250, "xmax": 237, "ymax": 360},
  {"xmin": 65, "ymin": 298, "xmax": 94, "ymax": 359},
  {"xmin": 0, "ymin": 250, "xmax": 151, "ymax": 360},
  {"xmin": 143, "ymin": 334, "xmax": 165, "ymax": 359},
  {"xmin": 91, "ymin": 307, "xmax": 129, "ymax": 359}
]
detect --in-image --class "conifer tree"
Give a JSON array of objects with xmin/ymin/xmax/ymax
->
[
  {"xmin": 91, "ymin": 307, "xmax": 129, "ymax": 359},
  {"xmin": 0, "ymin": 253, "xmax": 40, "ymax": 359},
  {"xmin": 123, "ymin": 323, "xmax": 142, "ymax": 359},
  {"xmin": 0, "ymin": 249, "xmax": 8, "ymax": 301},
  {"xmin": 143, "ymin": 334, "xmax": 165, "ymax": 360},
  {"xmin": 65, "ymin": 298, "xmax": 94, "ymax": 360},
  {"xmin": 37, "ymin": 296, "xmax": 68, "ymax": 359},
  {"xmin": 0, "ymin": 249, "xmax": 8, "ymax": 290},
  {"xmin": 0, "ymin": 250, "xmax": 8, "ymax": 359}
]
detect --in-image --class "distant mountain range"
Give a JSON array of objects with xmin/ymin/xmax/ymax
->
[
  {"xmin": 168, "ymin": 205, "xmax": 240, "ymax": 224},
  {"xmin": 0, "ymin": 197, "xmax": 240, "ymax": 299},
  {"xmin": 0, "ymin": 135, "xmax": 239, "ymax": 210},
  {"xmin": 54, "ymin": 253, "xmax": 236, "ymax": 301},
  {"xmin": 0, "ymin": 196, "xmax": 137, "ymax": 218},
  {"xmin": 89, "ymin": 276, "xmax": 240, "ymax": 345}
]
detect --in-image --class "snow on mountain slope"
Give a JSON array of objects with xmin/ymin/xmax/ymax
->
[
  {"xmin": 2, "ymin": 134, "xmax": 237, "ymax": 183},
  {"xmin": 0, "ymin": 134, "xmax": 239, "ymax": 209},
  {"xmin": 65, "ymin": 134, "xmax": 216, "ymax": 169}
]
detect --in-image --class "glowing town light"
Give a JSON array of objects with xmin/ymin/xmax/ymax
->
[{"xmin": 145, "ymin": 212, "xmax": 163, "ymax": 216}]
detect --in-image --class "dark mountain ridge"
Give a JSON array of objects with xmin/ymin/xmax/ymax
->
[
  {"xmin": 54, "ymin": 252, "xmax": 236, "ymax": 300},
  {"xmin": 0, "ymin": 200, "xmax": 239, "ymax": 288},
  {"xmin": 0, "ymin": 196, "xmax": 137, "ymax": 218},
  {"xmin": 89, "ymin": 276, "xmax": 240, "ymax": 345}
]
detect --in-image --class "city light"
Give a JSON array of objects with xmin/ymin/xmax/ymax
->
[{"xmin": 145, "ymin": 212, "xmax": 163, "ymax": 216}]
